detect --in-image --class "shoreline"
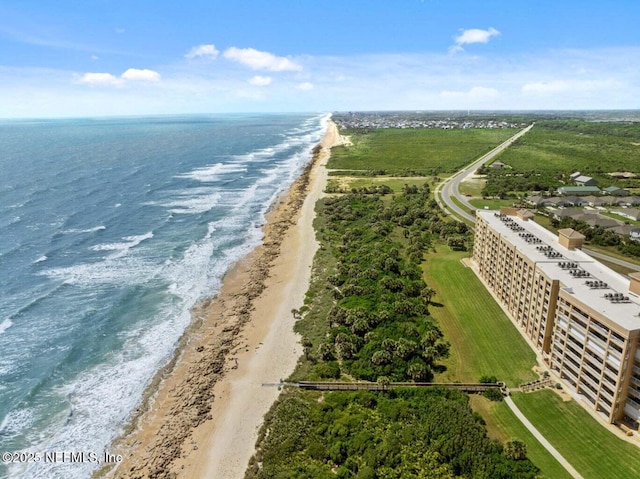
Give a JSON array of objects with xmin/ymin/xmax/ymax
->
[{"xmin": 103, "ymin": 119, "xmax": 341, "ymax": 479}]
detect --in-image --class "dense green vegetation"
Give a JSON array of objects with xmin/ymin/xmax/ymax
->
[
  {"xmin": 302, "ymin": 184, "xmax": 469, "ymax": 382},
  {"xmin": 513, "ymin": 391, "xmax": 640, "ymax": 478},
  {"xmin": 328, "ymin": 128, "xmax": 516, "ymax": 176},
  {"xmin": 481, "ymin": 120, "xmax": 640, "ymax": 197},
  {"xmin": 247, "ymin": 389, "xmax": 539, "ymax": 479},
  {"xmin": 248, "ymin": 183, "xmax": 542, "ymax": 477}
]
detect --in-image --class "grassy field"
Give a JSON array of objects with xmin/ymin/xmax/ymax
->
[
  {"xmin": 494, "ymin": 121, "xmax": 640, "ymax": 188},
  {"xmin": 513, "ymin": 390, "xmax": 640, "ymax": 479},
  {"xmin": 328, "ymin": 128, "xmax": 517, "ymax": 175},
  {"xmin": 421, "ymin": 247, "xmax": 537, "ymax": 387},
  {"xmin": 469, "ymin": 198, "xmax": 517, "ymax": 210},
  {"xmin": 469, "ymin": 395, "xmax": 572, "ymax": 479},
  {"xmin": 328, "ymin": 176, "xmax": 434, "ymax": 193}
]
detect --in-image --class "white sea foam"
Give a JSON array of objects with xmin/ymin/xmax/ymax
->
[
  {"xmin": 0, "ymin": 318, "xmax": 13, "ymax": 335},
  {"xmin": 4, "ymin": 114, "xmax": 329, "ymax": 479},
  {"xmin": 33, "ymin": 255, "xmax": 48, "ymax": 264},
  {"xmin": 159, "ymin": 191, "xmax": 222, "ymax": 215},
  {"xmin": 61, "ymin": 225, "xmax": 106, "ymax": 234},
  {"xmin": 176, "ymin": 163, "xmax": 247, "ymax": 182},
  {"xmin": 90, "ymin": 232, "xmax": 153, "ymax": 258}
]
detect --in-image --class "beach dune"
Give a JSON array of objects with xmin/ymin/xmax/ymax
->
[{"xmin": 106, "ymin": 119, "xmax": 341, "ymax": 479}]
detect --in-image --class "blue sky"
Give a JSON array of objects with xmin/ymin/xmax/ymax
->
[{"xmin": 1, "ymin": 0, "xmax": 639, "ymax": 117}]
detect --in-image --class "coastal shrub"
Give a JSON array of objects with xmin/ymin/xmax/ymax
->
[{"xmin": 247, "ymin": 389, "xmax": 538, "ymax": 479}]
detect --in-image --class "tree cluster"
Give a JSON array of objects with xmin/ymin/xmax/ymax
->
[
  {"xmin": 309, "ymin": 184, "xmax": 468, "ymax": 382},
  {"xmin": 247, "ymin": 389, "xmax": 538, "ymax": 479}
]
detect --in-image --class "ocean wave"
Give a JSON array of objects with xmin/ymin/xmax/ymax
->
[
  {"xmin": 0, "ymin": 318, "xmax": 13, "ymax": 335},
  {"xmin": 90, "ymin": 232, "xmax": 153, "ymax": 259},
  {"xmin": 0, "ymin": 113, "xmax": 329, "ymax": 479},
  {"xmin": 156, "ymin": 191, "xmax": 222, "ymax": 215},
  {"xmin": 33, "ymin": 255, "xmax": 48, "ymax": 264},
  {"xmin": 61, "ymin": 226, "xmax": 106, "ymax": 234},
  {"xmin": 175, "ymin": 163, "xmax": 247, "ymax": 183}
]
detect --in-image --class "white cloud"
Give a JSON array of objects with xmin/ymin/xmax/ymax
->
[
  {"xmin": 440, "ymin": 86, "xmax": 499, "ymax": 99},
  {"xmin": 121, "ymin": 68, "xmax": 161, "ymax": 82},
  {"xmin": 249, "ymin": 75, "xmax": 272, "ymax": 86},
  {"xmin": 91, "ymin": 55, "xmax": 99, "ymax": 61},
  {"xmin": 77, "ymin": 69, "xmax": 161, "ymax": 87},
  {"xmin": 223, "ymin": 47, "xmax": 302, "ymax": 71},
  {"xmin": 522, "ymin": 79, "xmax": 622, "ymax": 95},
  {"xmin": 185, "ymin": 44, "xmax": 219, "ymax": 60},
  {"xmin": 450, "ymin": 27, "xmax": 500, "ymax": 54},
  {"xmin": 522, "ymin": 80, "xmax": 569, "ymax": 94},
  {"xmin": 296, "ymin": 82, "xmax": 314, "ymax": 90},
  {"xmin": 77, "ymin": 72, "xmax": 121, "ymax": 86}
]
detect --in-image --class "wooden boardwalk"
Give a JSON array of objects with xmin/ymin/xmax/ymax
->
[{"xmin": 263, "ymin": 381, "xmax": 507, "ymax": 395}]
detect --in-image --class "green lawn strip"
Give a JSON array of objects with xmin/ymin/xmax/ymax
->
[
  {"xmin": 469, "ymin": 395, "xmax": 572, "ymax": 479},
  {"xmin": 422, "ymin": 248, "xmax": 537, "ymax": 387},
  {"xmin": 458, "ymin": 178, "xmax": 485, "ymax": 197},
  {"xmin": 600, "ymin": 210, "xmax": 640, "ymax": 227},
  {"xmin": 328, "ymin": 128, "xmax": 517, "ymax": 175},
  {"xmin": 342, "ymin": 177, "xmax": 434, "ymax": 193},
  {"xmin": 469, "ymin": 198, "xmax": 518, "ymax": 210},
  {"xmin": 512, "ymin": 390, "xmax": 640, "ymax": 479},
  {"xmin": 447, "ymin": 196, "xmax": 476, "ymax": 226},
  {"xmin": 585, "ymin": 243, "xmax": 640, "ymax": 267}
]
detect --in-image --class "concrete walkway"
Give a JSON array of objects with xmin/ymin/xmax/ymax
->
[{"xmin": 504, "ymin": 396, "xmax": 585, "ymax": 479}]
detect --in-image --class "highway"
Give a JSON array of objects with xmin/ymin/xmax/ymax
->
[
  {"xmin": 435, "ymin": 123, "xmax": 534, "ymax": 223},
  {"xmin": 435, "ymin": 124, "xmax": 640, "ymax": 273}
]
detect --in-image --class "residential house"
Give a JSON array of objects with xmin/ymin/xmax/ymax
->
[
  {"xmin": 558, "ymin": 186, "xmax": 601, "ymax": 196},
  {"xmin": 610, "ymin": 225, "xmax": 640, "ymax": 238},
  {"xmin": 603, "ymin": 186, "xmax": 629, "ymax": 196},
  {"xmin": 574, "ymin": 175, "xmax": 598, "ymax": 186},
  {"xmin": 611, "ymin": 208, "xmax": 640, "ymax": 222}
]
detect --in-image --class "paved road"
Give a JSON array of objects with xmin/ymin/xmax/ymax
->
[
  {"xmin": 436, "ymin": 124, "xmax": 640, "ymax": 273},
  {"xmin": 582, "ymin": 248, "xmax": 640, "ymax": 272},
  {"xmin": 436, "ymin": 124, "xmax": 535, "ymax": 223},
  {"xmin": 505, "ymin": 396, "xmax": 585, "ymax": 479}
]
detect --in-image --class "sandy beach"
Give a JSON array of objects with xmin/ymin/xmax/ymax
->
[{"xmin": 104, "ymin": 119, "xmax": 341, "ymax": 479}]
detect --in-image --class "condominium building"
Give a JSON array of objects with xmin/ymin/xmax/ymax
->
[{"xmin": 473, "ymin": 208, "xmax": 640, "ymax": 425}]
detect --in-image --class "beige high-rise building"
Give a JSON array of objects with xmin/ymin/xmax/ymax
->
[{"xmin": 473, "ymin": 209, "xmax": 640, "ymax": 425}]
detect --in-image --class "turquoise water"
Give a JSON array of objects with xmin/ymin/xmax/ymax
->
[{"xmin": 0, "ymin": 113, "xmax": 327, "ymax": 478}]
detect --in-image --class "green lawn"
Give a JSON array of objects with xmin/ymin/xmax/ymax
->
[
  {"xmin": 422, "ymin": 248, "xmax": 537, "ymax": 387},
  {"xmin": 328, "ymin": 128, "xmax": 516, "ymax": 175},
  {"xmin": 513, "ymin": 390, "xmax": 640, "ymax": 479},
  {"xmin": 469, "ymin": 198, "xmax": 518, "ymax": 210},
  {"xmin": 340, "ymin": 176, "xmax": 433, "ymax": 193},
  {"xmin": 469, "ymin": 395, "xmax": 572, "ymax": 479}
]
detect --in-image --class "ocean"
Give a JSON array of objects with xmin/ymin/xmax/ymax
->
[{"xmin": 0, "ymin": 113, "xmax": 328, "ymax": 479}]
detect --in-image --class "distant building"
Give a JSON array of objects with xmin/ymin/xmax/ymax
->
[
  {"xmin": 612, "ymin": 208, "xmax": 640, "ymax": 222},
  {"xmin": 574, "ymin": 175, "xmax": 598, "ymax": 186},
  {"xmin": 558, "ymin": 186, "xmax": 601, "ymax": 196},
  {"xmin": 619, "ymin": 196, "xmax": 640, "ymax": 207},
  {"xmin": 474, "ymin": 209, "xmax": 640, "ymax": 426},
  {"xmin": 603, "ymin": 186, "xmax": 629, "ymax": 196},
  {"xmin": 570, "ymin": 171, "xmax": 582, "ymax": 180},
  {"xmin": 610, "ymin": 225, "xmax": 640, "ymax": 238},
  {"xmin": 490, "ymin": 161, "xmax": 506, "ymax": 168}
]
